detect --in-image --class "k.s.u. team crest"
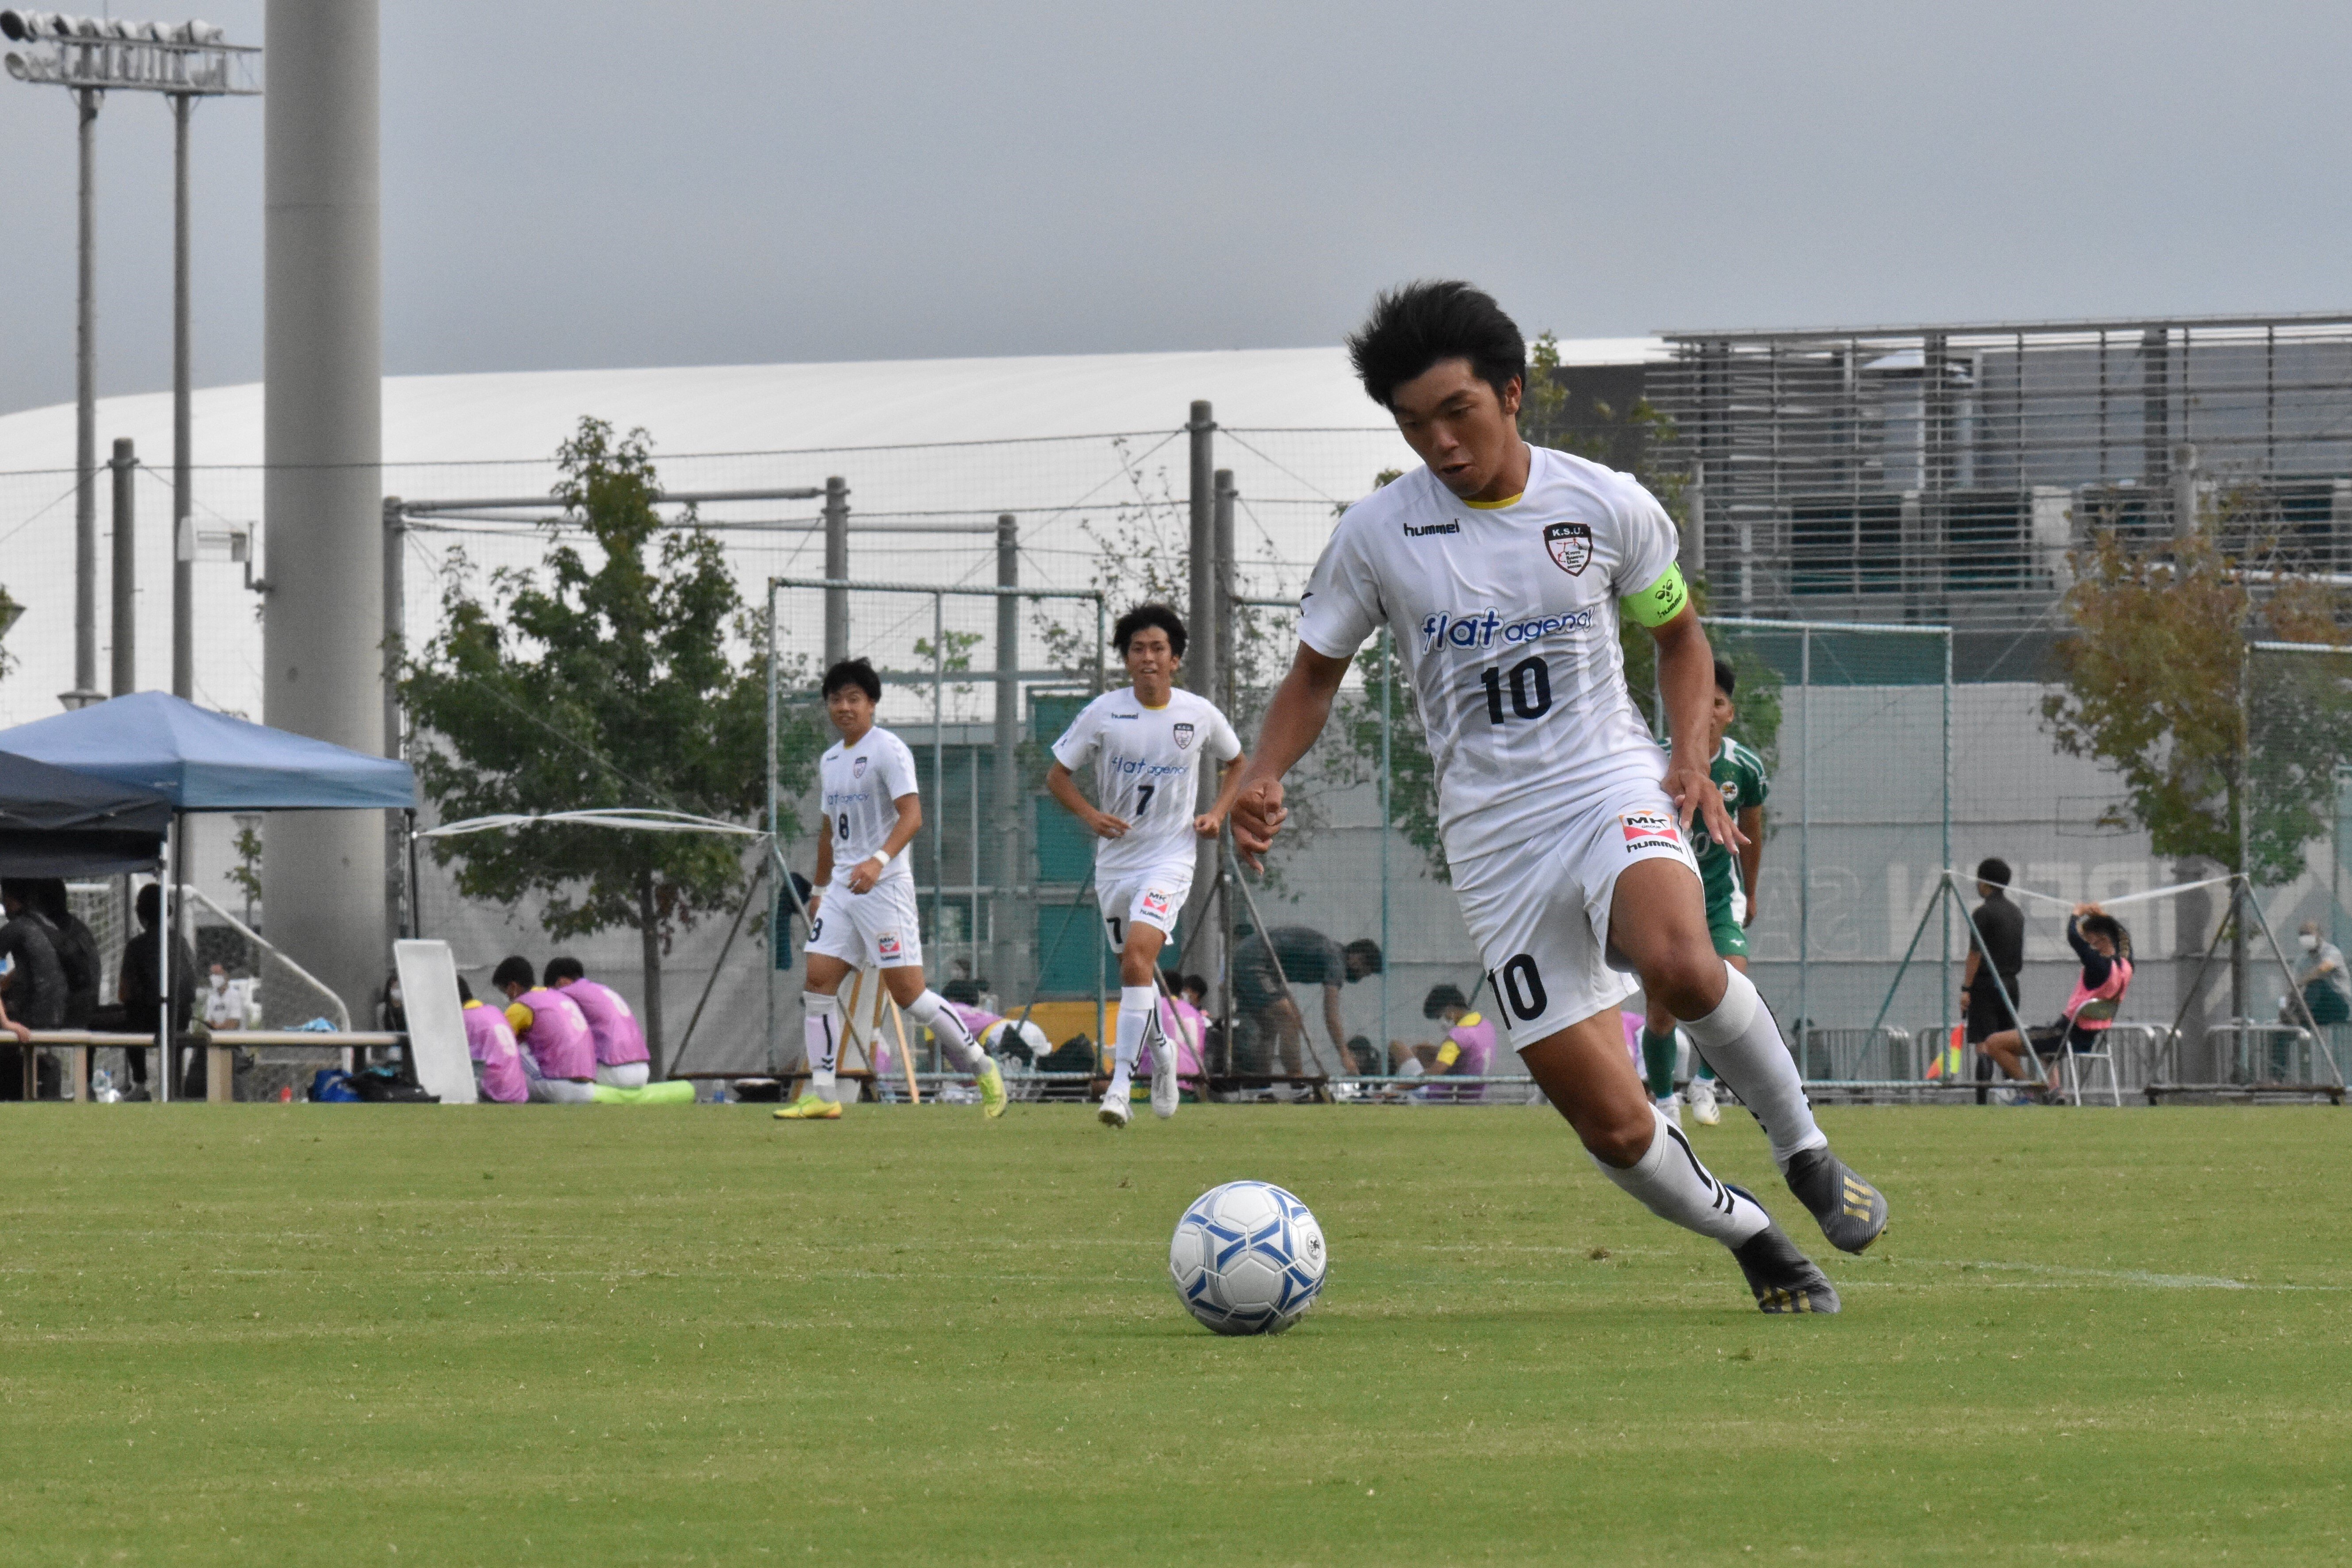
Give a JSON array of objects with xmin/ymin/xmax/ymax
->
[
  {"xmin": 1621, "ymin": 809, "xmax": 1679, "ymax": 852},
  {"xmin": 1544, "ymin": 520, "xmax": 1593, "ymax": 576},
  {"xmin": 851, "ymin": 756, "xmax": 869, "ymax": 780},
  {"xmin": 1172, "ymin": 722, "xmax": 1195, "ymax": 750}
]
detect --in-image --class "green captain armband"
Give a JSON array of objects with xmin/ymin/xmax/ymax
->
[{"xmin": 1621, "ymin": 562, "xmax": 1690, "ymax": 628}]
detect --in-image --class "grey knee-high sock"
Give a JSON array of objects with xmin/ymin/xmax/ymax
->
[
  {"xmin": 1680, "ymin": 966, "xmax": 1826, "ymax": 1169},
  {"xmin": 1590, "ymin": 1104, "xmax": 1772, "ymax": 1247}
]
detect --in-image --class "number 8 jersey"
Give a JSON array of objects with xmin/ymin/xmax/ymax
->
[
  {"xmin": 1297, "ymin": 446, "xmax": 1685, "ymax": 867},
  {"xmin": 1051, "ymin": 687, "xmax": 1241, "ymax": 879}
]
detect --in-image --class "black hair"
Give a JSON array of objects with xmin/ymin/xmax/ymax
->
[
  {"xmin": 1977, "ymin": 857, "xmax": 2012, "ymax": 890},
  {"xmin": 1346, "ymin": 280, "xmax": 1527, "ymax": 411},
  {"xmin": 2081, "ymin": 913, "xmax": 2129, "ymax": 957},
  {"xmin": 943, "ymin": 978, "xmax": 982, "ymax": 1006},
  {"xmin": 457, "ymin": 976, "xmax": 476, "ymax": 1004},
  {"xmin": 1179, "ymin": 973, "xmax": 1208, "ymax": 999},
  {"xmin": 1113, "ymin": 602, "xmax": 1187, "ymax": 660},
  {"xmin": 135, "ymin": 882, "xmax": 162, "ymax": 926},
  {"xmin": 1343, "ymin": 938, "xmax": 1384, "ymax": 978},
  {"xmin": 821, "ymin": 657, "xmax": 882, "ymax": 702},
  {"xmin": 1714, "ymin": 657, "xmax": 1737, "ymax": 698},
  {"xmin": 491, "ymin": 955, "xmax": 536, "ymax": 992},
  {"xmin": 1423, "ymin": 982, "xmax": 1468, "ymax": 1018},
  {"xmin": 543, "ymin": 956, "xmax": 586, "ymax": 985}
]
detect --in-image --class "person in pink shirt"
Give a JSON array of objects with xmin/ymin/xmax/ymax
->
[
  {"xmin": 1160, "ymin": 981, "xmax": 1209, "ymax": 1085},
  {"xmin": 936, "ymin": 992, "xmax": 1051, "ymax": 1068},
  {"xmin": 458, "ymin": 977, "xmax": 530, "ymax": 1104},
  {"xmin": 1391, "ymin": 983, "xmax": 1498, "ymax": 1101},
  {"xmin": 493, "ymin": 956, "xmax": 597, "ymax": 1104},
  {"xmin": 544, "ymin": 957, "xmax": 652, "ymax": 1089}
]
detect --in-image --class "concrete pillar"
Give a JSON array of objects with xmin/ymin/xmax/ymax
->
[
  {"xmin": 262, "ymin": 0, "xmax": 385, "ymax": 1011},
  {"xmin": 991, "ymin": 515, "xmax": 1023, "ymax": 999},
  {"xmin": 109, "ymin": 438, "xmax": 135, "ymax": 696},
  {"xmin": 823, "ymin": 476, "xmax": 850, "ymax": 668}
]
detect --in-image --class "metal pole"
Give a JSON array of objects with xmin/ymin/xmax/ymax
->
[
  {"xmin": 1941, "ymin": 627, "xmax": 1953, "ymax": 1038},
  {"xmin": 109, "ymin": 438, "xmax": 136, "ymax": 695},
  {"xmin": 71, "ymin": 87, "xmax": 101, "ymax": 707},
  {"xmin": 1797, "ymin": 625, "xmax": 1812, "ymax": 1059},
  {"xmin": 171, "ymin": 91, "xmax": 194, "ymax": 700},
  {"xmin": 263, "ymin": 0, "xmax": 387, "ymax": 1017},
  {"xmin": 932, "ymin": 590, "xmax": 945, "ymax": 965},
  {"xmin": 992, "ymin": 516, "xmax": 1022, "ymax": 1000},
  {"xmin": 765, "ymin": 583, "xmax": 780, "ymax": 1074},
  {"xmin": 1194, "ymin": 465, "xmax": 1236, "ymax": 985},
  {"xmin": 1187, "ymin": 404, "xmax": 1216, "ymax": 697},
  {"xmin": 823, "ymin": 477, "xmax": 850, "ymax": 667},
  {"xmin": 383, "ymin": 497, "xmax": 406, "ymax": 954}
]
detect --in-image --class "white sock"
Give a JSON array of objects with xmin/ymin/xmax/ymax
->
[
  {"xmin": 1109, "ymin": 984, "xmax": 1154, "ymax": 1095},
  {"xmin": 1679, "ymin": 967, "xmax": 1826, "ymax": 1169},
  {"xmin": 804, "ymin": 992, "xmax": 840, "ymax": 1099},
  {"xmin": 903, "ymin": 989, "xmax": 989, "ymax": 1073},
  {"xmin": 1591, "ymin": 1104, "xmax": 1772, "ymax": 1246}
]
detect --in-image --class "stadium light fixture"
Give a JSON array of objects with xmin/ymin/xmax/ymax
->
[{"xmin": 0, "ymin": 13, "xmax": 258, "ymax": 708}]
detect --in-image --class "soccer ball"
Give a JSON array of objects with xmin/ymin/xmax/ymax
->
[{"xmin": 1168, "ymin": 1180, "xmax": 1326, "ymax": 1335}]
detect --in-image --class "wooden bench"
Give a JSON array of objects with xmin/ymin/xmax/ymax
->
[{"xmin": 20, "ymin": 1030, "xmax": 408, "ymax": 1103}]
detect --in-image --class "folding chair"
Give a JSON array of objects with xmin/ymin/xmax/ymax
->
[{"xmin": 2056, "ymin": 999, "xmax": 2123, "ymax": 1107}]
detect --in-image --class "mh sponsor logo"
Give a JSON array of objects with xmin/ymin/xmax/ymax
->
[
  {"xmin": 1418, "ymin": 606, "xmax": 1596, "ymax": 654},
  {"xmin": 1621, "ymin": 809, "xmax": 1680, "ymax": 853}
]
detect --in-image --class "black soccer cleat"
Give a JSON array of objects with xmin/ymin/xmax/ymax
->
[
  {"xmin": 1727, "ymin": 1195, "xmax": 1840, "ymax": 1314},
  {"xmin": 1782, "ymin": 1145, "xmax": 1889, "ymax": 1255}
]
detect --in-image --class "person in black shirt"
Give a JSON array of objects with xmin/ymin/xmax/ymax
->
[
  {"xmin": 118, "ymin": 883, "xmax": 196, "ymax": 1097},
  {"xmin": 0, "ymin": 881, "xmax": 67, "ymax": 1100},
  {"xmin": 1959, "ymin": 858, "xmax": 2026, "ymax": 1105},
  {"xmin": 27, "ymin": 879, "xmax": 101, "ymax": 1028},
  {"xmin": 1229, "ymin": 926, "xmax": 1381, "ymax": 1080}
]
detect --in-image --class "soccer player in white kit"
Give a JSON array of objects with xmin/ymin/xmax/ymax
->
[
  {"xmin": 776, "ymin": 657, "xmax": 1008, "ymax": 1121},
  {"xmin": 1231, "ymin": 282, "xmax": 1888, "ymax": 1313},
  {"xmin": 1045, "ymin": 603, "xmax": 1247, "ymax": 1127}
]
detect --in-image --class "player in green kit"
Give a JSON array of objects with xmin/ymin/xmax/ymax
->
[{"xmin": 1641, "ymin": 657, "xmax": 1766, "ymax": 1127}]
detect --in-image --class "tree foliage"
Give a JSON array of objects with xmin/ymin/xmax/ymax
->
[
  {"xmin": 400, "ymin": 419, "xmax": 789, "ymax": 1060},
  {"xmin": 2044, "ymin": 508, "xmax": 2352, "ymax": 886}
]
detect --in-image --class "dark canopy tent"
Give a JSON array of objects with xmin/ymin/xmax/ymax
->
[
  {"xmin": 0, "ymin": 751, "xmax": 172, "ymax": 876},
  {"xmin": 0, "ymin": 695, "xmax": 417, "ymax": 1101}
]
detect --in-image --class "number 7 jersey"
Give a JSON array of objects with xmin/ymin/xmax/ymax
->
[
  {"xmin": 1051, "ymin": 686, "xmax": 1241, "ymax": 878},
  {"xmin": 1297, "ymin": 446, "xmax": 1684, "ymax": 867}
]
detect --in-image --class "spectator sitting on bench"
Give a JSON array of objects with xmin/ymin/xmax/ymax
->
[
  {"xmin": 1979, "ymin": 903, "xmax": 2132, "ymax": 1103},
  {"xmin": 2291, "ymin": 920, "xmax": 2351, "ymax": 1027},
  {"xmin": 1390, "ymin": 982, "xmax": 1497, "ymax": 1102},
  {"xmin": 493, "ymin": 956, "xmax": 598, "ymax": 1104}
]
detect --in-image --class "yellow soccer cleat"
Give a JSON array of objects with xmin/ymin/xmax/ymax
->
[
  {"xmin": 976, "ymin": 1059, "xmax": 1008, "ymax": 1119},
  {"xmin": 773, "ymin": 1093, "xmax": 843, "ymax": 1121}
]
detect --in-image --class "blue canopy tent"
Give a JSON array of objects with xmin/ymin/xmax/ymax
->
[{"xmin": 0, "ymin": 694, "xmax": 417, "ymax": 1100}]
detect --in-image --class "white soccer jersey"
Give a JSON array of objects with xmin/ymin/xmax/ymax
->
[
  {"xmin": 1051, "ymin": 686, "xmax": 1242, "ymax": 879},
  {"xmin": 1297, "ymin": 446, "xmax": 1682, "ymax": 865},
  {"xmin": 817, "ymin": 725, "xmax": 920, "ymax": 885}
]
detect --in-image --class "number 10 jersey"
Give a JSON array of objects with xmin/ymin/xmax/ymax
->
[{"xmin": 1297, "ymin": 446, "xmax": 1682, "ymax": 867}]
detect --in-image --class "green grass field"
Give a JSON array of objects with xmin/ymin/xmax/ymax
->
[{"xmin": 2, "ymin": 1102, "xmax": 2347, "ymax": 1565}]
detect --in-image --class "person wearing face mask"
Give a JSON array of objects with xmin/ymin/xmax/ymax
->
[{"xmin": 2292, "ymin": 921, "xmax": 2351, "ymax": 1028}]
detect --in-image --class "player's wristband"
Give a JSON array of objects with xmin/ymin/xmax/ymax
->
[{"xmin": 1621, "ymin": 562, "xmax": 1690, "ymax": 628}]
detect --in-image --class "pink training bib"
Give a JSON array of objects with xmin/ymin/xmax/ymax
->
[
  {"xmin": 462, "ymin": 1000, "xmax": 531, "ymax": 1104},
  {"xmin": 560, "ymin": 978, "xmax": 651, "ymax": 1067},
  {"xmin": 512, "ymin": 987, "xmax": 597, "ymax": 1080}
]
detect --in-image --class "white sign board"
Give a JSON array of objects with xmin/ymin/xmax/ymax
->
[{"xmin": 393, "ymin": 939, "xmax": 477, "ymax": 1105}]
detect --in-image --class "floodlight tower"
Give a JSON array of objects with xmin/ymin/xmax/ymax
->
[
  {"xmin": 261, "ymin": 0, "xmax": 382, "ymax": 1014},
  {"xmin": 0, "ymin": 12, "xmax": 260, "ymax": 706}
]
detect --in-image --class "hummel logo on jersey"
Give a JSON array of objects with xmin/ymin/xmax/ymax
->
[
  {"xmin": 1172, "ymin": 722, "xmax": 1195, "ymax": 749},
  {"xmin": 1403, "ymin": 520, "xmax": 1460, "ymax": 538},
  {"xmin": 1545, "ymin": 521, "xmax": 1594, "ymax": 576},
  {"xmin": 1621, "ymin": 809, "xmax": 1680, "ymax": 853}
]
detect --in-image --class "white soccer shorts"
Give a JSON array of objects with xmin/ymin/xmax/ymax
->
[
  {"xmin": 806, "ymin": 875, "xmax": 926, "ymax": 971},
  {"xmin": 1449, "ymin": 773, "xmax": 1703, "ymax": 1048},
  {"xmin": 1097, "ymin": 862, "xmax": 1194, "ymax": 949}
]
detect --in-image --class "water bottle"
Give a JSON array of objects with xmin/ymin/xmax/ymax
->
[{"xmin": 90, "ymin": 1067, "xmax": 117, "ymax": 1104}]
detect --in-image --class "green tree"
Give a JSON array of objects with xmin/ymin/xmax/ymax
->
[
  {"xmin": 401, "ymin": 419, "xmax": 783, "ymax": 1071},
  {"xmin": 2044, "ymin": 511, "xmax": 2352, "ymax": 888}
]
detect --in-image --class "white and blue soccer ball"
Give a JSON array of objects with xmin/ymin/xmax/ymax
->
[{"xmin": 1168, "ymin": 1180, "xmax": 1326, "ymax": 1335}]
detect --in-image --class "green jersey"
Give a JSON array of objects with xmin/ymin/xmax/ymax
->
[{"xmin": 1688, "ymin": 736, "xmax": 1768, "ymax": 916}]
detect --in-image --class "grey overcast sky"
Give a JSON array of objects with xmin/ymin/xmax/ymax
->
[{"xmin": 4, "ymin": 1, "xmax": 2349, "ymax": 417}]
